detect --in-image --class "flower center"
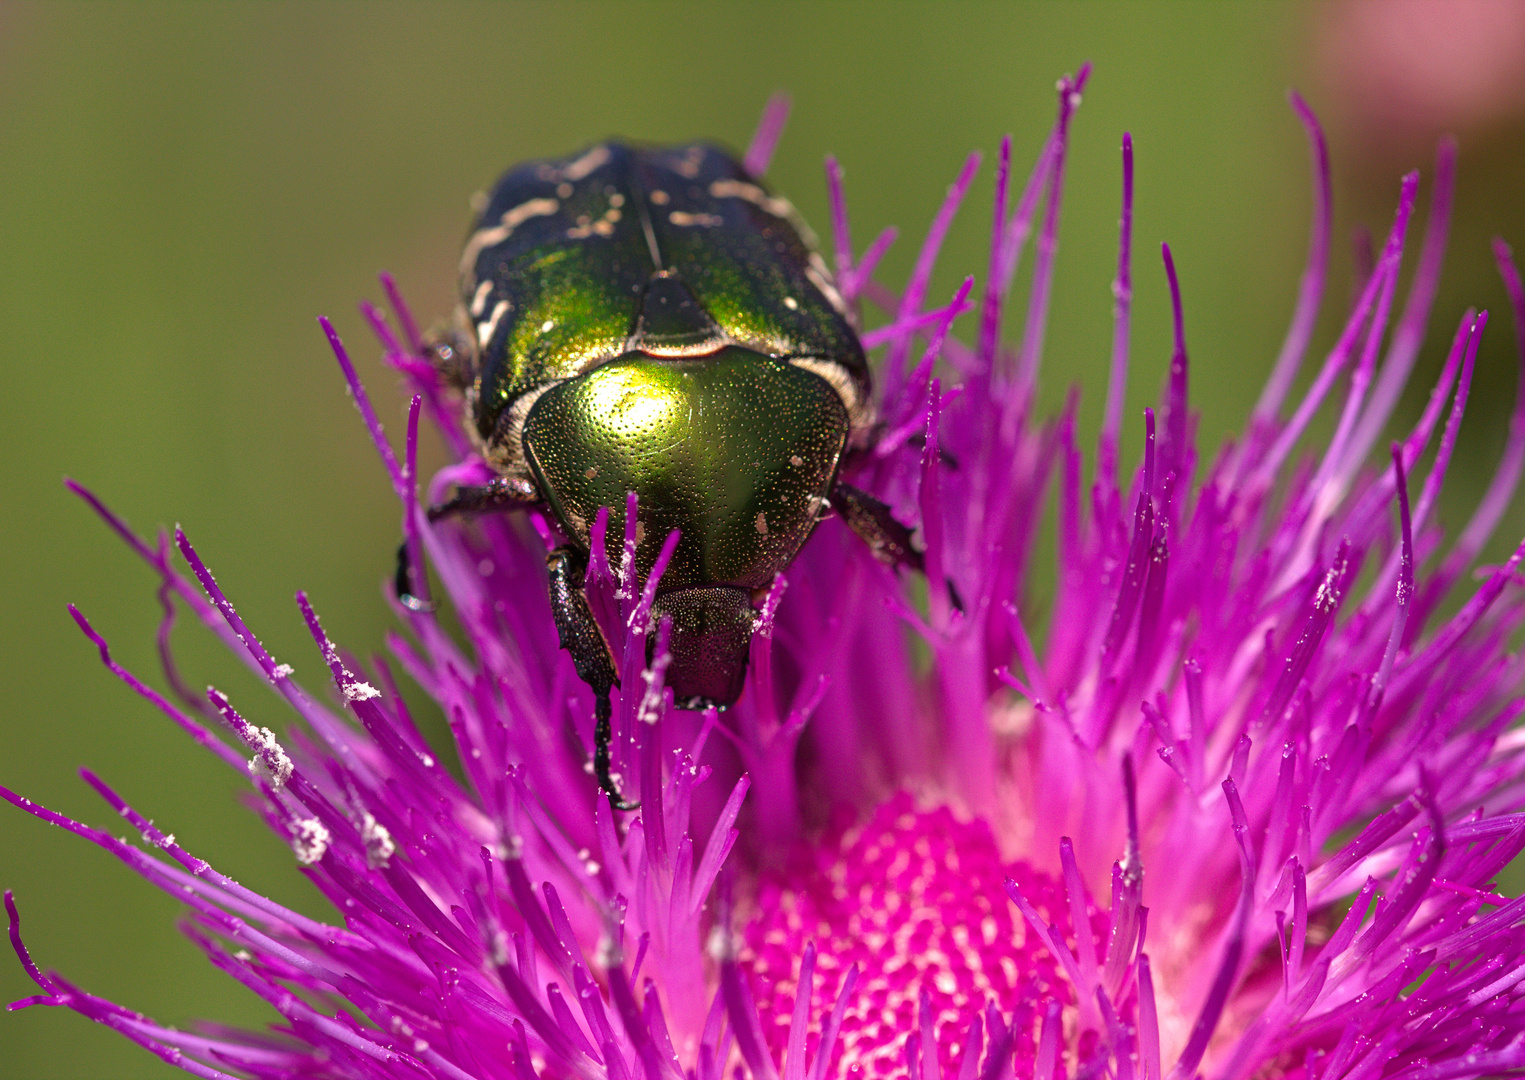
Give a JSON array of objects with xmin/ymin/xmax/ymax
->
[{"xmin": 739, "ymin": 794, "xmax": 1075, "ymax": 1080}]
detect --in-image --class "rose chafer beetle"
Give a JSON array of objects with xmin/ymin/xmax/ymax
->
[{"xmin": 407, "ymin": 141, "xmax": 926, "ymax": 809}]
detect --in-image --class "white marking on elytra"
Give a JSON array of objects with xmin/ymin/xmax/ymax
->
[
  {"xmin": 669, "ymin": 211, "xmax": 722, "ymax": 228},
  {"xmin": 541, "ymin": 319, "xmax": 556, "ymax": 333},
  {"xmin": 477, "ymin": 300, "xmax": 510, "ymax": 347},
  {"xmin": 674, "ymin": 146, "xmax": 704, "ymax": 178},
  {"xmin": 805, "ymin": 253, "xmax": 850, "ymax": 318},
  {"xmin": 567, "ymin": 203, "xmax": 623, "ymax": 240},
  {"xmin": 563, "ymin": 145, "xmax": 611, "ymax": 181},
  {"xmin": 709, "ymin": 178, "xmax": 796, "ymax": 219},
  {"xmin": 459, "ymin": 197, "xmax": 559, "ymax": 276},
  {"xmin": 709, "ymin": 176, "xmax": 828, "ymax": 264},
  {"xmin": 469, "ymin": 279, "xmax": 494, "ymax": 318},
  {"xmin": 783, "ymin": 296, "xmax": 799, "ymax": 310},
  {"xmin": 503, "ymin": 198, "xmax": 560, "ymax": 229}
]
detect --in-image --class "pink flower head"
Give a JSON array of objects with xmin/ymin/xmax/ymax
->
[{"xmin": 11, "ymin": 73, "xmax": 1525, "ymax": 1079}]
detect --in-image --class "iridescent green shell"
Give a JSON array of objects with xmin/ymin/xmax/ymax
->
[
  {"xmin": 458, "ymin": 142, "xmax": 869, "ymax": 450},
  {"xmin": 457, "ymin": 141, "xmax": 869, "ymax": 592},
  {"xmin": 522, "ymin": 346, "xmax": 846, "ymax": 591}
]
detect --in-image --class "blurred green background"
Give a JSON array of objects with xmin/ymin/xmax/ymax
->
[{"xmin": 6, "ymin": 2, "xmax": 1525, "ymax": 1076}]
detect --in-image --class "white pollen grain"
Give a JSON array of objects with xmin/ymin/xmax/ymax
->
[
  {"xmin": 245, "ymin": 726, "xmax": 293, "ymax": 789},
  {"xmin": 343, "ymin": 681, "xmax": 381, "ymax": 702},
  {"xmin": 361, "ymin": 811, "xmax": 395, "ymax": 869},
  {"xmin": 291, "ymin": 817, "xmax": 330, "ymax": 865}
]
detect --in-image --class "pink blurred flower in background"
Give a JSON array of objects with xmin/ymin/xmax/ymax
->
[{"xmin": 1318, "ymin": 0, "xmax": 1525, "ymax": 151}]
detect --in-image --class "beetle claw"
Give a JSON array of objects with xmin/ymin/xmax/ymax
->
[{"xmin": 393, "ymin": 541, "xmax": 437, "ymax": 613}]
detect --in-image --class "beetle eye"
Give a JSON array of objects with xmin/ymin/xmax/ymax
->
[{"xmin": 425, "ymin": 326, "xmax": 477, "ymax": 388}]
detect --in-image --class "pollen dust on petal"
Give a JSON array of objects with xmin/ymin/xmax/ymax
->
[{"xmin": 738, "ymin": 794, "xmax": 1075, "ymax": 1080}]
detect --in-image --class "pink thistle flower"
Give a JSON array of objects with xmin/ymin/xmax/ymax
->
[{"xmin": 11, "ymin": 71, "xmax": 1525, "ymax": 1080}]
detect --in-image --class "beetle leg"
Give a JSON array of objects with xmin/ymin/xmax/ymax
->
[
  {"xmin": 394, "ymin": 541, "xmax": 436, "ymax": 612},
  {"xmin": 391, "ymin": 477, "xmax": 542, "ymax": 610},
  {"xmin": 426, "ymin": 475, "xmax": 540, "ymax": 521},
  {"xmin": 832, "ymin": 482, "xmax": 963, "ymax": 613},
  {"xmin": 833, "ymin": 482, "xmax": 925, "ymax": 574},
  {"xmin": 547, "ymin": 546, "xmax": 636, "ymax": 812}
]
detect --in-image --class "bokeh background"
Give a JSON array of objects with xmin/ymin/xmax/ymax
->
[{"xmin": 7, "ymin": 2, "xmax": 1525, "ymax": 1076}]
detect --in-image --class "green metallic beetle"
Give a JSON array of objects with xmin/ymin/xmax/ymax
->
[{"xmin": 414, "ymin": 141, "xmax": 924, "ymax": 808}]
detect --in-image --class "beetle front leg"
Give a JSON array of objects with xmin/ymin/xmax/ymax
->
[
  {"xmin": 426, "ymin": 475, "xmax": 540, "ymax": 521},
  {"xmin": 392, "ymin": 476, "xmax": 543, "ymax": 610},
  {"xmin": 833, "ymin": 482, "xmax": 963, "ymax": 612},
  {"xmin": 546, "ymin": 546, "xmax": 636, "ymax": 812},
  {"xmin": 833, "ymin": 482, "xmax": 925, "ymax": 574}
]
